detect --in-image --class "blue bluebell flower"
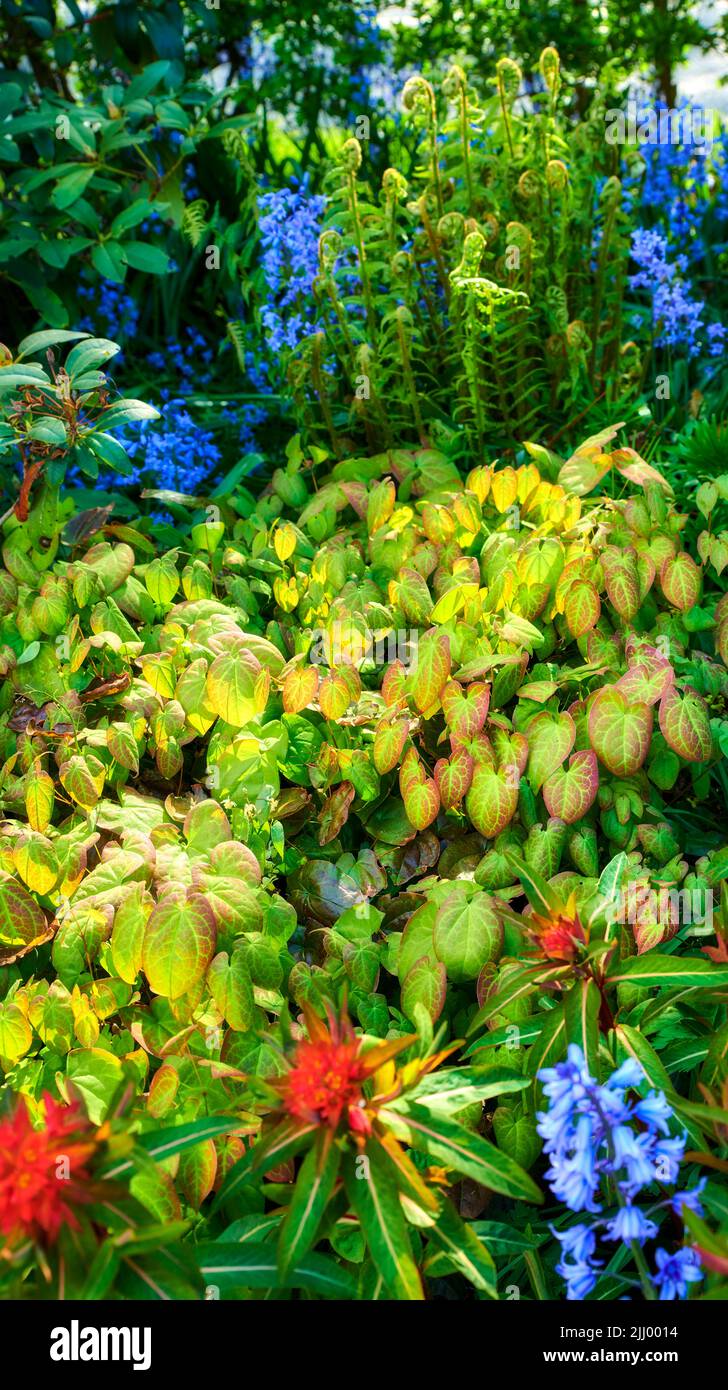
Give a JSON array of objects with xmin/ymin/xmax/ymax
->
[
  {"xmin": 77, "ymin": 279, "xmax": 139, "ymax": 344},
  {"xmin": 653, "ymin": 1248, "xmax": 703, "ymax": 1301},
  {"xmin": 538, "ymin": 1047, "xmax": 706, "ymax": 1300},
  {"xmin": 257, "ymin": 179, "xmax": 326, "ymax": 357},
  {"xmin": 115, "ymin": 396, "xmax": 222, "ymax": 491}
]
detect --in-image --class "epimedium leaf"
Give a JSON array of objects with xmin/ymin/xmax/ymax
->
[
  {"xmin": 205, "ymin": 645, "xmax": 261, "ymax": 726},
  {"xmin": 525, "ymin": 709, "xmax": 576, "ymax": 792},
  {"xmin": 562, "ymin": 578, "xmax": 601, "ymax": 637},
  {"xmin": 660, "ymin": 551, "xmax": 701, "ymax": 611},
  {"xmin": 412, "ymin": 629, "xmax": 451, "ymax": 713},
  {"xmin": 142, "ymin": 893, "xmax": 217, "ymax": 1000},
  {"xmin": 465, "ymin": 763, "xmax": 519, "ymax": 838},
  {"xmin": 587, "ymin": 685, "xmax": 652, "ymax": 777},
  {"xmin": 433, "ymin": 886, "xmax": 503, "ymax": 983},
  {"xmin": 401, "ymin": 955, "xmax": 447, "ymax": 1024},
  {"xmin": 0, "ymin": 874, "xmax": 49, "ymax": 947},
  {"xmin": 178, "ymin": 1139, "xmax": 218, "ymax": 1209},
  {"xmin": 207, "ymin": 948, "xmax": 256, "ymax": 1031},
  {"xmin": 433, "ymin": 745, "xmax": 474, "ymax": 808},
  {"xmin": 372, "ymin": 715, "xmax": 410, "ymax": 774},
  {"xmin": 318, "ymin": 781, "xmax": 356, "ymax": 845},
  {"xmin": 542, "ymin": 749, "xmax": 599, "ymax": 824},
  {"xmin": 658, "ymin": 684, "xmax": 713, "ymax": 763},
  {"xmin": 282, "ymin": 663, "xmax": 320, "ymax": 715}
]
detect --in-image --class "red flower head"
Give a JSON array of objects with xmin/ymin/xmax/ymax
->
[
  {"xmin": 528, "ymin": 893, "xmax": 587, "ymax": 963},
  {"xmin": 0, "ymin": 1093, "xmax": 97, "ymax": 1247},
  {"xmin": 281, "ymin": 1008, "xmax": 371, "ymax": 1135},
  {"xmin": 274, "ymin": 1005, "xmax": 422, "ymax": 1140}
]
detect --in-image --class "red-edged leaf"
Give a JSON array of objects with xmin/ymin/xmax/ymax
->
[
  {"xmin": 542, "ymin": 750, "xmax": 599, "ymax": 824},
  {"xmin": 465, "ymin": 763, "xmax": 519, "ymax": 838},
  {"xmin": 434, "ymin": 746, "xmax": 474, "ymax": 808},
  {"xmin": 525, "ymin": 711, "xmax": 576, "ymax": 793},
  {"xmin": 588, "ymin": 685, "xmax": 652, "ymax": 776},
  {"xmin": 658, "ymin": 684, "xmax": 713, "ymax": 763},
  {"xmin": 660, "ymin": 551, "xmax": 701, "ymax": 611}
]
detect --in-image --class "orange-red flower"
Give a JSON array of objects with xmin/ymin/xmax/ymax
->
[
  {"xmin": 0, "ymin": 1093, "xmax": 97, "ymax": 1246},
  {"xmin": 528, "ymin": 893, "xmax": 587, "ymax": 963},
  {"xmin": 273, "ymin": 1005, "xmax": 421, "ymax": 1139},
  {"xmin": 282, "ymin": 1034, "xmax": 369, "ymax": 1132}
]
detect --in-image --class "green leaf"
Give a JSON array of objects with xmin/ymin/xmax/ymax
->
[
  {"xmin": 91, "ymin": 241, "xmax": 127, "ymax": 282},
  {"xmin": 142, "ymin": 894, "xmax": 217, "ymax": 999},
  {"xmin": 66, "ymin": 1047, "xmax": 124, "ymax": 1124},
  {"xmin": 606, "ymin": 953, "xmax": 728, "ymax": 988},
  {"xmin": 207, "ymin": 948, "xmax": 256, "ymax": 1031},
  {"xmin": 206, "ymin": 646, "xmax": 260, "ymax": 726},
  {"xmin": 399, "ymin": 1065, "xmax": 529, "ymax": 1114},
  {"xmin": 424, "ymin": 1197, "xmax": 497, "ymax": 1296},
  {"xmin": 381, "ymin": 1103, "xmax": 543, "ymax": 1203},
  {"xmin": 526, "ymin": 710, "xmax": 576, "ymax": 792},
  {"xmin": 401, "ymin": 956, "xmax": 446, "ymax": 1024},
  {"xmin": 16, "ymin": 329, "xmax": 89, "ymax": 360},
  {"xmin": 105, "ymin": 1116, "xmax": 242, "ymax": 1179},
  {"xmin": 50, "ymin": 166, "xmax": 97, "ymax": 209},
  {"xmin": 343, "ymin": 1145, "xmax": 424, "ymax": 1300},
  {"xmin": 211, "ymin": 1121, "xmax": 316, "ymax": 1214},
  {"xmin": 0, "ymin": 1001, "xmax": 32, "ymax": 1062},
  {"xmin": 588, "ymin": 685, "xmax": 652, "ymax": 776},
  {"xmin": 277, "ymin": 1128, "xmax": 341, "ymax": 1281},
  {"xmin": 433, "ymin": 886, "xmax": 503, "ymax": 983},
  {"xmin": 468, "ymin": 962, "xmax": 554, "ymax": 1035},
  {"xmin": 0, "ymin": 874, "xmax": 48, "ymax": 947},
  {"xmin": 465, "ymin": 763, "xmax": 519, "ymax": 838},
  {"xmin": 564, "ymin": 978, "xmax": 600, "ymax": 1077},
  {"xmin": 197, "ymin": 1242, "xmax": 356, "ymax": 1298},
  {"xmin": 121, "ymin": 242, "xmax": 171, "ymax": 274}
]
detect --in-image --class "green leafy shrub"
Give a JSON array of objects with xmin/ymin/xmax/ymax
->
[{"xmin": 1, "ymin": 413, "xmax": 727, "ymax": 1297}]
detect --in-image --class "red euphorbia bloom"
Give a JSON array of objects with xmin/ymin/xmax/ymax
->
[
  {"xmin": 0, "ymin": 1093, "xmax": 97, "ymax": 1246},
  {"xmin": 528, "ymin": 892, "xmax": 587, "ymax": 963},
  {"xmin": 283, "ymin": 1033, "xmax": 369, "ymax": 1131},
  {"xmin": 273, "ymin": 1005, "xmax": 418, "ymax": 1139}
]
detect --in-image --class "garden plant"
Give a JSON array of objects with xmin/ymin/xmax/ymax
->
[{"xmin": 0, "ymin": 0, "xmax": 727, "ymax": 1314}]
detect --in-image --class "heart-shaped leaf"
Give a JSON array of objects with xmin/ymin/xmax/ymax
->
[
  {"xmin": 465, "ymin": 764, "xmax": 519, "ymax": 838},
  {"xmin": 563, "ymin": 579, "xmax": 601, "ymax": 637},
  {"xmin": 442, "ymin": 680, "xmax": 490, "ymax": 740},
  {"xmin": 434, "ymin": 887, "xmax": 503, "ymax": 982},
  {"xmin": 526, "ymin": 711, "xmax": 576, "ymax": 792},
  {"xmin": 412, "ymin": 629, "xmax": 451, "ymax": 713},
  {"xmin": 373, "ymin": 715, "xmax": 410, "ymax": 774},
  {"xmin": 434, "ymin": 746, "xmax": 474, "ymax": 808},
  {"xmin": 206, "ymin": 645, "xmax": 262, "ymax": 725},
  {"xmin": 658, "ymin": 684, "xmax": 712, "ymax": 763},
  {"xmin": 142, "ymin": 893, "xmax": 217, "ymax": 999},
  {"xmin": 660, "ymin": 552, "xmax": 701, "ymax": 611},
  {"xmin": 543, "ymin": 750, "xmax": 599, "ymax": 824},
  {"xmin": 588, "ymin": 685, "xmax": 652, "ymax": 776}
]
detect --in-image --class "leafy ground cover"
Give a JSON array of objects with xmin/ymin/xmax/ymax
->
[{"xmin": 0, "ymin": 3, "xmax": 727, "ymax": 1304}]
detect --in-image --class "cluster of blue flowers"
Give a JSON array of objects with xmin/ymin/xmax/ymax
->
[
  {"xmin": 257, "ymin": 180, "xmax": 326, "ymax": 356},
  {"xmin": 629, "ymin": 227, "xmax": 725, "ymax": 358},
  {"xmin": 77, "ymin": 279, "xmax": 139, "ymax": 349},
  {"xmin": 623, "ymin": 110, "xmax": 728, "ymax": 259},
  {"xmin": 146, "ymin": 327, "xmax": 215, "ymax": 382},
  {"xmin": 538, "ymin": 1046, "xmax": 705, "ymax": 1301},
  {"xmin": 118, "ymin": 393, "xmax": 222, "ymax": 493}
]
